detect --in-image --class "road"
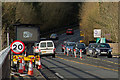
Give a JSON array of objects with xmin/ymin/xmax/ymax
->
[{"xmin": 11, "ymin": 29, "xmax": 119, "ymax": 80}]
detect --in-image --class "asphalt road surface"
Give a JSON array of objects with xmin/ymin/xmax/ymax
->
[
  {"xmin": 11, "ymin": 29, "xmax": 119, "ymax": 80},
  {"xmin": 41, "ymin": 29, "xmax": 119, "ymax": 80}
]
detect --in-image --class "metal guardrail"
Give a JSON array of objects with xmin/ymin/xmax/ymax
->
[{"xmin": 0, "ymin": 46, "xmax": 10, "ymax": 80}]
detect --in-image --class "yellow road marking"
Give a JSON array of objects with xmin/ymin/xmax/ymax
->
[
  {"xmin": 56, "ymin": 56, "xmax": 118, "ymax": 72},
  {"xmin": 87, "ymin": 57, "xmax": 120, "ymax": 65}
]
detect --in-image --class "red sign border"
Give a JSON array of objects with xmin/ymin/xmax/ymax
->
[{"xmin": 10, "ymin": 40, "xmax": 25, "ymax": 54}]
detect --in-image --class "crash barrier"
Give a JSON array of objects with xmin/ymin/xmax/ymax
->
[{"xmin": 0, "ymin": 47, "xmax": 10, "ymax": 80}]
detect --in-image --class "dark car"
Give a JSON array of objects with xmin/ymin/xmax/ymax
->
[
  {"xmin": 65, "ymin": 42, "xmax": 76, "ymax": 53},
  {"xmin": 66, "ymin": 29, "xmax": 74, "ymax": 35},
  {"xmin": 86, "ymin": 43, "xmax": 98, "ymax": 57},
  {"xmin": 96, "ymin": 43, "xmax": 112, "ymax": 58},
  {"xmin": 74, "ymin": 43, "xmax": 86, "ymax": 54},
  {"xmin": 86, "ymin": 43, "xmax": 112, "ymax": 58},
  {"xmin": 50, "ymin": 33, "xmax": 58, "ymax": 40}
]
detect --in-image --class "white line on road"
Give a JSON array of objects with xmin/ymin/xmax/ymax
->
[{"xmin": 55, "ymin": 73, "xmax": 64, "ymax": 79}]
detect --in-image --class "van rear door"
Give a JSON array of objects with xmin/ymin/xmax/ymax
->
[
  {"xmin": 39, "ymin": 41, "xmax": 54, "ymax": 54},
  {"xmin": 40, "ymin": 42, "xmax": 47, "ymax": 54},
  {"xmin": 46, "ymin": 41, "xmax": 54, "ymax": 54}
]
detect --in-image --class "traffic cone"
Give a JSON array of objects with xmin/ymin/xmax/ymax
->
[
  {"xmin": 18, "ymin": 59, "xmax": 23, "ymax": 73},
  {"xmin": 38, "ymin": 57, "xmax": 42, "ymax": 69},
  {"xmin": 80, "ymin": 49, "xmax": 82, "ymax": 59},
  {"xmin": 24, "ymin": 51, "xmax": 27, "ymax": 57},
  {"xmin": 74, "ymin": 49, "xmax": 77, "ymax": 58},
  {"xmin": 18, "ymin": 57, "xmax": 21, "ymax": 60},
  {"xmin": 67, "ymin": 48, "xmax": 69, "ymax": 56},
  {"xmin": 22, "ymin": 58, "xmax": 25, "ymax": 71},
  {"xmin": 28, "ymin": 59, "xmax": 33, "ymax": 76}
]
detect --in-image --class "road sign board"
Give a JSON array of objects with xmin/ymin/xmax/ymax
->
[
  {"xmin": 10, "ymin": 40, "xmax": 25, "ymax": 54},
  {"xmin": 94, "ymin": 29, "xmax": 101, "ymax": 38}
]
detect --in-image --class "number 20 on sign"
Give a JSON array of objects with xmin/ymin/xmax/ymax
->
[{"xmin": 10, "ymin": 40, "xmax": 25, "ymax": 54}]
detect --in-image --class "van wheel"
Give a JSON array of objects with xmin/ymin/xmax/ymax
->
[{"xmin": 52, "ymin": 54, "xmax": 55, "ymax": 58}]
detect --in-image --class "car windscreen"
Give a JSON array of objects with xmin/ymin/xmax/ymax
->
[
  {"xmin": 47, "ymin": 42, "xmax": 53, "ymax": 47},
  {"xmin": 67, "ymin": 43, "xmax": 75, "ymax": 46},
  {"xmin": 98, "ymin": 44, "xmax": 110, "ymax": 48},
  {"xmin": 77, "ymin": 44, "xmax": 85, "ymax": 48},
  {"xmin": 40, "ymin": 42, "xmax": 46, "ymax": 47}
]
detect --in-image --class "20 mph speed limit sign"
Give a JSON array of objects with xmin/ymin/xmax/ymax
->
[{"xmin": 10, "ymin": 40, "xmax": 25, "ymax": 54}]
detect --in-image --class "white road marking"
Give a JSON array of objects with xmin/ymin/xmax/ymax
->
[{"xmin": 55, "ymin": 73, "xmax": 64, "ymax": 79}]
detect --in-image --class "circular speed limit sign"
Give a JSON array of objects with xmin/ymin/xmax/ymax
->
[{"xmin": 10, "ymin": 40, "xmax": 25, "ymax": 54}]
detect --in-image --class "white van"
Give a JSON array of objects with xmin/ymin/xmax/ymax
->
[{"xmin": 39, "ymin": 40, "xmax": 56, "ymax": 58}]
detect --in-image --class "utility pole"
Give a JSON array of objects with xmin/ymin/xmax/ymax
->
[{"xmin": 7, "ymin": 27, "xmax": 9, "ymax": 46}]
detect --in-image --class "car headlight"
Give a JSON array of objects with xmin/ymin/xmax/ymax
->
[
  {"xmin": 96, "ymin": 49, "xmax": 100, "ymax": 52},
  {"xmin": 108, "ymin": 49, "xmax": 112, "ymax": 52}
]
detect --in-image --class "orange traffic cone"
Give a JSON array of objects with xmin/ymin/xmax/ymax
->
[
  {"xmin": 18, "ymin": 59, "xmax": 23, "ymax": 73},
  {"xmin": 28, "ymin": 59, "xmax": 33, "ymax": 76},
  {"xmin": 18, "ymin": 57, "xmax": 21, "ymax": 60},
  {"xmin": 22, "ymin": 58, "xmax": 25, "ymax": 71},
  {"xmin": 38, "ymin": 57, "xmax": 42, "ymax": 69},
  {"xmin": 24, "ymin": 51, "xmax": 27, "ymax": 57}
]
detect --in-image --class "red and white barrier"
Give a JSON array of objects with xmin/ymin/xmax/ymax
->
[
  {"xmin": 74, "ymin": 49, "xmax": 77, "ymax": 58},
  {"xmin": 80, "ymin": 49, "xmax": 82, "ymax": 59}
]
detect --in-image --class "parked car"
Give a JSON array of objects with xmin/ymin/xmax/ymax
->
[
  {"xmin": 66, "ymin": 29, "xmax": 74, "ymax": 35},
  {"xmin": 39, "ymin": 40, "xmax": 56, "ymax": 58},
  {"xmin": 50, "ymin": 33, "xmax": 58, "ymax": 40},
  {"xmin": 65, "ymin": 42, "xmax": 76, "ymax": 53},
  {"xmin": 86, "ymin": 43, "xmax": 112, "ymax": 58},
  {"xmin": 74, "ymin": 43, "xmax": 86, "ymax": 54}
]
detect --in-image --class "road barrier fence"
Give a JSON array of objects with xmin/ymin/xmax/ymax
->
[{"xmin": 0, "ymin": 47, "xmax": 10, "ymax": 80}]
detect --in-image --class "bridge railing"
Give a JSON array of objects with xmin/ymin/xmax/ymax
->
[{"xmin": 0, "ymin": 47, "xmax": 10, "ymax": 80}]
